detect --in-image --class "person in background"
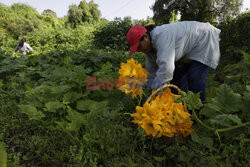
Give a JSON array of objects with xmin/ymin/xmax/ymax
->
[
  {"xmin": 15, "ymin": 38, "xmax": 33, "ymax": 55},
  {"xmin": 126, "ymin": 21, "xmax": 221, "ymax": 102}
]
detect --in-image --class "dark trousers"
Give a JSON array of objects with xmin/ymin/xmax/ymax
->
[{"xmin": 171, "ymin": 60, "xmax": 210, "ymax": 102}]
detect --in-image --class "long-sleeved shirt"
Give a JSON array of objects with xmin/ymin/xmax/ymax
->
[
  {"xmin": 145, "ymin": 21, "xmax": 221, "ymax": 85},
  {"xmin": 15, "ymin": 42, "xmax": 33, "ymax": 55}
]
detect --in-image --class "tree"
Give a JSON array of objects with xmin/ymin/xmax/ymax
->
[
  {"xmin": 42, "ymin": 9, "xmax": 57, "ymax": 17},
  {"xmin": 133, "ymin": 17, "xmax": 155, "ymax": 26},
  {"xmin": 94, "ymin": 16, "xmax": 133, "ymax": 51},
  {"xmin": 152, "ymin": 0, "xmax": 243, "ymax": 24},
  {"xmin": 78, "ymin": 0, "xmax": 92, "ymax": 22},
  {"xmin": 88, "ymin": 0, "xmax": 101, "ymax": 22},
  {"xmin": 68, "ymin": 4, "xmax": 83, "ymax": 27},
  {"xmin": 67, "ymin": 0, "xmax": 101, "ymax": 26}
]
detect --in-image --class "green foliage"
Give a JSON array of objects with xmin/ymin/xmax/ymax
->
[
  {"xmin": 18, "ymin": 105, "xmax": 45, "ymax": 120},
  {"xmin": 68, "ymin": 0, "xmax": 101, "ymax": 27},
  {"xmin": 42, "ymin": 9, "xmax": 57, "ymax": 18},
  {"xmin": 0, "ymin": 48, "xmax": 138, "ymax": 166},
  {"xmin": 65, "ymin": 107, "xmax": 86, "ymax": 132},
  {"xmin": 78, "ymin": 0, "xmax": 92, "ymax": 22},
  {"xmin": 191, "ymin": 131, "xmax": 214, "ymax": 150},
  {"xmin": 0, "ymin": 2, "xmax": 65, "ymax": 55},
  {"xmin": 207, "ymin": 84, "xmax": 242, "ymax": 113},
  {"xmin": 88, "ymin": 0, "xmax": 101, "ymax": 22},
  {"xmin": 212, "ymin": 50, "xmax": 250, "ymax": 96},
  {"xmin": 152, "ymin": 0, "xmax": 243, "ymax": 24},
  {"xmin": 0, "ymin": 3, "xmax": 39, "ymax": 38},
  {"xmin": 133, "ymin": 17, "xmax": 155, "ymax": 26},
  {"xmin": 218, "ymin": 12, "xmax": 250, "ymax": 66},
  {"xmin": 68, "ymin": 4, "xmax": 83, "ymax": 28},
  {"xmin": 0, "ymin": 4, "xmax": 249, "ymax": 167},
  {"xmin": 210, "ymin": 114, "xmax": 242, "ymax": 127},
  {"xmin": 94, "ymin": 17, "xmax": 133, "ymax": 51},
  {"xmin": 22, "ymin": 25, "xmax": 95, "ymax": 52},
  {"xmin": 0, "ymin": 143, "xmax": 7, "ymax": 167},
  {"xmin": 0, "ymin": 3, "xmax": 63, "ymax": 40},
  {"xmin": 199, "ymin": 83, "xmax": 250, "ymax": 141},
  {"xmin": 185, "ymin": 91, "xmax": 203, "ymax": 110}
]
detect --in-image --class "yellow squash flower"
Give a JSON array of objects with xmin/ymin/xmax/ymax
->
[
  {"xmin": 118, "ymin": 58, "xmax": 148, "ymax": 98},
  {"xmin": 131, "ymin": 88, "xmax": 193, "ymax": 138}
]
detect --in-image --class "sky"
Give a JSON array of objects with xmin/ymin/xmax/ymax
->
[{"xmin": 0, "ymin": 0, "xmax": 249, "ymax": 21}]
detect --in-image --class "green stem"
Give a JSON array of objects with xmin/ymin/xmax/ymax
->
[
  {"xmin": 217, "ymin": 122, "xmax": 250, "ymax": 133},
  {"xmin": 192, "ymin": 108, "xmax": 250, "ymax": 150},
  {"xmin": 215, "ymin": 130, "xmax": 222, "ymax": 149},
  {"xmin": 192, "ymin": 109, "xmax": 214, "ymax": 131},
  {"xmin": 192, "ymin": 109, "xmax": 250, "ymax": 133},
  {"xmin": 138, "ymin": 94, "xmax": 142, "ymax": 106},
  {"xmin": 142, "ymin": 89, "xmax": 147, "ymax": 97}
]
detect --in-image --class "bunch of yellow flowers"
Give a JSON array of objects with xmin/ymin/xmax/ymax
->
[
  {"xmin": 118, "ymin": 58, "xmax": 148, "ymax": 98},
  {"xmin": 131, "ymin": 88, "xmax": 193, "ymax": 138}
]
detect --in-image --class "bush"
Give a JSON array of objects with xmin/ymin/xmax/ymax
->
[
  {"xmin": 94, "ymin": 17, "xmax": 133, "ymax": 51},
  {"xmin": 218, "ymin": 11, "xmax": 250, "ymax": 67}
]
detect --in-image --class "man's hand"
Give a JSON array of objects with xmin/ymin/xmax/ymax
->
[
  {"xmin": 143, "ymin": 79, "xmax": 154, "ymax": 89},
  {"xmin": 153, "ymin": 78, "xmax": 164, "ymax": 90}
]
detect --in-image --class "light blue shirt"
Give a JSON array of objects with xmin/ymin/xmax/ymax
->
[{"xmin": 145, "ymin": 21, "xmax": 221, "ymax": 86}]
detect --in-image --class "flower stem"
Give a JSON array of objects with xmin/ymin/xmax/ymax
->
[
  {"xmin": 215, "ymin": 130, "xmax": 222, "ymax": 150},
  {"xmin": 216, "ymin": 122, "xmax": 250, "ymax": 133},
  {"xmin": 192, "ymin": 109, "xmax": 250, "ymax": 132},
  {"xmin": 192, "ymin": 109, "xmax": 214, "ymax": 131}
]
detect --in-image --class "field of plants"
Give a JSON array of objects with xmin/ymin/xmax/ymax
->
[{"xmin": 0, "ymin": 2, "xmax": 249, "ymax": 167}]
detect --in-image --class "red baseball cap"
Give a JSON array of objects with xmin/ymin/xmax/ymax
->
[{"xmin": 127, "ymin": 26, "xmax": 147, "ymax": 55}]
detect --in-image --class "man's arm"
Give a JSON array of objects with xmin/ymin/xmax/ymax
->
[
  {"xmin": 145, "ymin": 54, "xmax": 158, "ymax": 88},
  {"xmin": 152, "ymin": 31, "xmax": 176, "ymax": 89},
  {"xmin": 26, "ymin": 43, "xmax": 33, "ymax": 52}
]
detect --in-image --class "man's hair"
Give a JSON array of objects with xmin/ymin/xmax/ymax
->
[
  {"xmin": 145, "ymin": 25, "xmax": 155, "ymax": 40},
  {"xmin": 145, "ymin": 25, "xmax": 155, "ymax": 33},
  {"xmin": 19, "ymin": 38, "xmax": 26, "ymax": 47}
]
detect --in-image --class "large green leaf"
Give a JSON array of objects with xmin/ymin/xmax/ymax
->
[
  {"xmin": 199, "ymin": 105, "xmax": 219, "ymax": 118},
  {"xmin": 66, "ymin": 107, "xmax": 85, "ymax": 132},
  {"xmin": 191, "ymin": 131, "xmax": 214, "ymax": 150},
  {"xmin": 51, "ymin": 66, "xmax": 70, "ymax": 78},
  {"xmin": 185, "ymin": 91, "xmax": 203, "ymax": 110},
  {"xmin": 50, "ymin": 85, "xmax": 71, "ymax": 94},
  {"xmin": 73, "ymin": 66, "xmax": 87, "ymax": 81},
  {"xmin": 208, "ymin": 84, "xmax": 242, "ymax": 114},
  {"xmin": 45, "ymin": 101, "xmax": 64, "ymax": 112},
  {"xmin": 93, "ymin": 62, "xmax": 114, "ymax": 79},
  {"xmin": 56, "ymin": 121, "xmax": 68, "ymax": 130},
  {"xmin": 18, "ymin": 105, "xmax": 45, "ymax": 120},
  {"xmin": 179, "ymin": 146, "xmax": 194, "ymax": 162},
  {"xmin": 241, "ymin": 50, "xmax": 250, "ymax": 65},
  {"xmin": 83, "ymin": 101, "xmax": 110, "ymax": 122},
  {"xmin": 76, "ymin": 99, "xmax": 96, "ymax": 111},
  {"xmin": 210, "ymin": 114, "xmax": 242, "ymax": 128},
  {"xmin": 63, "ymin": 92, "xmax": 82, "ymax": 103},
  {"xmin": 89, "ymin": 101, "xmax": 109, "ymax": 113}
]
